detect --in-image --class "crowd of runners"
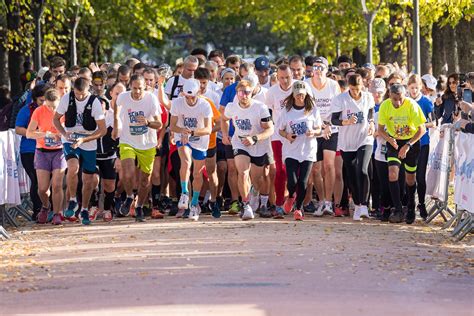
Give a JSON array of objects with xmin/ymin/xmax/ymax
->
[{"xmin": 11, "ymin": 49, "xmax": 474, "ymax": 225}]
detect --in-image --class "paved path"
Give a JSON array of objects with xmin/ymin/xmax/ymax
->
[{"xmin": 1, "ymin": 216, "xmax": 473, "ymax": 315}]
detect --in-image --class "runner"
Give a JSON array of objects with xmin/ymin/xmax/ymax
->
[
  {"xmin": 165, "ymin": 56, "xmax": 199, "ymax": 100},
  {"xmin": 330, "ymin": 74, "xmax": 375, "ymax": 221},
  {"xmin": 377, "ymin": 84, "xmax": 426, "ymax": 224},
  {"xmin": 305, "ymin": 56, "xmax": 343, "ymax": 217},
  {"xmin": 26, "ymin": 88, "xmax": 66, "ymax": 225},
  {"xmin": 254, "ymin": 56, "xmax": 271, "ymax": 88},
  {"xmin": 170, "ymin": 79, "xmax": 213, "ymax": 221},
  {"xmin": 279, "ymin": 81, "xmax": 322, "ymax": 221},
  {"xmin": 221, "ymin": 80, "xmax": 274, "ymax": 220},
  {"xmin": 53, "ymin": 77, "xmax": 107, "ymax": 225},
  {"xmin": 114, "ymin": 74, "xmax": 163, "ymax": 222}
]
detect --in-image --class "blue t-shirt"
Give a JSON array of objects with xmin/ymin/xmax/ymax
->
[
  {"xmin": 15, "ymin": 104, "xmax": 37, "ymax": 154},
  {"xmin": 414, "ymin": 95, "xmax": 433, "ymax": 146},
  {"xmin": 220, "ymin": 82, "xmax": 238, "ymax": 137}
]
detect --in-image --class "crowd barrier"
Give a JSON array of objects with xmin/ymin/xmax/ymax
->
[
  {"xmin": 1, "ymin": 125, "xmax": 473, "ymax": 241},
  {"xmin": 426, "ymin": 124, "xmax": 474, "ymax": 240}
]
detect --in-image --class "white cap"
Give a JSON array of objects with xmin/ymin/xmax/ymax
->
[
  {"xmin": 421, "ymin": 74, "xmax": 437, "ymax": 91},
  {"xmin": 37, "ymin": 67, "xmax": 49, "ymax": 81},
  {"xmin": 182, "ymin": 79, "xmax": 200, "ymax": 97}
]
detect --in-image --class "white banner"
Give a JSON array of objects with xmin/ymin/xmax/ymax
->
[
  {"xmin": 454, "ymin": 132, "xmax": 474, "ymax": 214},
  {"xmin": 14, "ymin": 133, "xmax": 31, "ymax": 194},
  {"xmin": 0, "ymin": 130, "xmax": 21, "ymax": 205},
  {"xmin": 426, "ymin": 125, "xmax": 452, "ymax": 201}
]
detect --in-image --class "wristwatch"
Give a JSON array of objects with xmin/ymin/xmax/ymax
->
[
  {"xmin": 190, "ymin": 131, "xmax": 195, "ymax": 137},
  {"xmin": 252, "ymin": 135, "xmax": 258, "ymax": 144},
  {"xmin": 406, "ymin": 142, "xmax": 412, "ymax": 149}
]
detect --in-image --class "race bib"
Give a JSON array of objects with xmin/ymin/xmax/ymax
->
[
  {"xmin": 44, "ymin": 135, "xmax": 61, "ymax": 147},
  {"xmin": 381, "ymin": 143, "xmax": 388, "ymax": 155},
  {"xmin": 129, "ymin": 123, "xmax": 148, "ymax": 136},
  {"xmin": 189, "ymin": 135, "xmax": 201, "ymax": 142},
  {"xmin": 70, "ymin": 132, "xmax": 89, "ymax": 141}
]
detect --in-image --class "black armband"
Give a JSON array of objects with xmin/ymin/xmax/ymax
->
[
  {"xmin": 261, "ymin": 116, "xmax": 272, "ymax": 122},
  {"xmin": 331, "ymin": 112, "xmax": 343, "ymax": 126},
  {"xmin": 368, "ymin": 108, "xmax": 374, "ymax": 121}
]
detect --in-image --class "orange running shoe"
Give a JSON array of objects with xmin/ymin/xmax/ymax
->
[
  {"xmin": 283, "ymin": 196, "xmax": 296, "ymax": 214},
  {"xmin": 294, "ymin": 209, "xmax": 304, "ymax": 221},
  {"xmin": 151, "ymin": 208, "xmax": 165, "ymax": 219}
]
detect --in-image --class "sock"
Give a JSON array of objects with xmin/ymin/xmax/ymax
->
[
  {"xmin": 70, "ymin": 197, "xmax": 77, "ymax": 202},
  {"xmin": 152, "ymin": 184, "xmax": 161, "ymax": 206},
  {"xmin": 191, "ymin": 191, "xmax": 200, "ymax": 206},
  {"xmin": 82, "ymin": 207, "xmax": 88, "ymax": 212},
  {"xmin": 181, "ymin": 181, "xmax": 189, "ymax": 194},
  {"xmin": 104, "ymin": 191, "xmax": 115, "ymax": 211},
  {"xmin": 127, "ymin": 194, "xmax": 134, "ymax": 199},
  {"xmin": 406, "ymin": 184, "xmax": 417, "ymax": 210},
  {"xmin": 136, "ymin": 204, "xmax": 143, "ymax": 209},
  {"xmin": 389, "ymin": 181, "xmax": 402, "ymax": 212},
  {"xmin": 260, "ymin": 195, "xmax": 269, "ymax": 207}
]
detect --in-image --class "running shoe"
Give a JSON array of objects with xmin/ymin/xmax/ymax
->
[
  {"xmin": 322, "ymin": 202, "xmax": 334, "ymax": 216},
  {"xmin": 228, "ymin": 200, "xmax": 240, "ymax": 215},
  {"xmin": 129, "ymin": 197, "xmax": 137, "ymax": 217},
  {"xmin": 178, "ymin": 193, "xmax": 189, "ymax": 209},
  {"xmin": 334, "ymin": 206, "xmax": 344, "ymax": 217},
  {"xmin": 176, "ymin": 208, "xmax": 185, "ymax": 218},
  {"xmin": 37, "ymin": 207, "xmax": 49, "ymax": 224},
  {"xmin": 182, "ymin": 208, "xmax": 190, "ymax": 219},
  {"xmin": 151, "ymin": 208, "xmax": 165, "ymax": 219},
  {"xmin": 114, "ymin": 197, "xmax": 123, "ymax": 216},
  {"xmin": 359, "ymin": 205, "xmax": 370, "ymax": 219},
  {"xmin": 80, "ymin": 210, "xmax": 91, "ymax": 225},
  {"xmin": 417, "ymin": 204, "xmax": 428, "ymax": 221},
  {"xmin": 211, "ymin": 202, "xmax": 221, "ymax": 219},
  {"xmin": 294, "ymin": 209, "xmax": 304, "ymax": 221},
  {"xmin": 389, "ymin": 208, "xmax": 403, "ymax": 223},
  {"xmin": 119, "ymin": 197, "xmax": 134, "ymax": 216},
  {"xmin": 304, "ymin": 201, "xmax": 317, "ymax": 214},
  {"xmin": 135, "ymin": 207, "xmax": 146, "ymax": 222},
  {"xmin": 353, "ymin": 205, "xmax": 362, "ymax": 221},
  {"xmin": 89, "ymin": 206, "xmax": 100, "ymax": 221},
  {"xmin": 313, "ymin": 202, "xmax": 325, "ymax": 217},
  {"xmin": 258, "ymin": 204, "xmax": 272, "ymax": 218},
  {"xmin": 64, "ymin": 200, "xmax": 79, "ymax": 218},
  {"xmin": 271, "ymin": 205, "xmax": 284, "ymax": 219},
  {"xmin": 189, "ymin": 204, "xmax": 201, "ymax": 221},
  {"xmin": 283, "ymin": 196, "xmax": 296, "ymax": 214},
  {"xmin": 342, "ymin": 206, "xmax": 350, "ymax": 217},
  {"xmin": 249, "ymin": 186, "xmax": 260, "ymax": 212},
  {"xmin": 47, "ymin": 210, "xmax": 54, "ymax": 223},
  {"xmin": 405, "ymin": 208, "xmax": 416, "ymax": 224},
  {"xmin": 52, "ymin": 213, "xmax": 62, "ymax": 225},
  {"xmin": 241, "ymin": 204, "xmax": 254, "ymax": 221},
  {"xmin": 103, "ymin": 210, "xmax": 113, "ymax": 222}
]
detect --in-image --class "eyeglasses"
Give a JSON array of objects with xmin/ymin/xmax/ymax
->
[
  {"xmin": 313, "ymin": 65, "xmax": 326, "ymax": 72},
  {"xmin": 238, "ymin": 90, "xmax": 252, "ymax": 96}
]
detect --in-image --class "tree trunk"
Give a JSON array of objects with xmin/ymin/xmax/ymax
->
[
  {"xmin": 456, "ymin": 18, "xmax": 474, "ymax": 73},
  {"xmin": 366, "ymin": 18, "xmax": 373, "ymax": 63},
  {"xmin": 6, "ymin": 2, "xmax": 23, "ymax": 98},
  {"xmin": 352, "ymin": 47, "xmax": 366, "ymax": 66},
  {"xmin": 432, "ymin": 22, "xmax": 447, "ymax": 76},
  {"xmin": 420, "ymin": 31, "xmax": 431, "ymax": 74},
  {"xmin": 0, "ymin": 12, "xmax": 9, "ymax": 87},
  {"xmin": 32, "ymin": 0, "xmax": 45, "ymax": 71},
  {"xmin": 377, "ymin": 3, "xmax": 404, "ymax": 65},
  {"xmin": 93, "ymin": 40, "xmax": 100, "ymax": 63},
  {"xmin": 445, "ymin": 24, "xmax": 458, "ymax": 74}
]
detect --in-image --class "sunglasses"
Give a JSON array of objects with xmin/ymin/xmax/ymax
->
[
  {"xmin": 313, "ymin": 65, "xmax": 326, "ymax": 71},
  {"xmin": 238, "ymin": 90, "xmax": 252, "ymax": 96}
]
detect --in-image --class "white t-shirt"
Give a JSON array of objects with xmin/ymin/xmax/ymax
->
[
  {"xmin": 305, "ymin": 78, "xmax": 340, "ymax": 134},
  {"xmin": 204, "ymin": 89, "xmax": 221, "ymax": 108},
  {"xmin": 261, "ymin": 77, "xmax": 271, "ymax": 89},
  {"xmin": 56, "ymin": 92, "xmax": 105, "ymax": 151},
  {"xmin": 374, "ymin": 112, "xmax": 387, "ymax": 162},
  {"xmin": 232, "ymin": 86, "xmax": 267, "ymax": 104},
  {"xmin": 164, "ymin": 75, "xmax": 190, "ymax": 100},
  {"xmin": 279, "ymin": 106, "xmax": 322, "ymax": 162},
  {"xmin": 170, "ymin": 96, "xmax": 213, "ymax": 151},
  {"xmin": 265, "ymin": 83, "xmax": 293, "ymax": 141},
  {"xmin": 116, "ymin": 91, "xmax": 161, "ymax": 150},
  {"xmin": 330, "ymin": 91, "xmax": 375, "ymax": 152},
  {"xmin": 224, "ymin": 99, "xmax": 272, "ymax": 157},
  {"xmin": 208, "ymin": 81, "xmax": 222, "ymax": 93}
]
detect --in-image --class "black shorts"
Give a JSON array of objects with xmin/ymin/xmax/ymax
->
[
  {"xmin": 216, "ymin": 138, "xmax": 226, "ymax": 162},
  {"xmin": 207, "ymin": 146, "xmax": 217, "ymax": 159},
  {"xmin": 155, "ymin": 132, "xmax": 170, "ymax": 157},
  {"xmin": 233, "ymin": 149, "xmax": 270, "ymax": 167},
  {"xmin": 95, "ymin": 158, "xmax": 116, "ymax": 180},
  {"xmin": 316, "ymin": 133, "xmax": 338, "ymax": 162},
  {"xmin": 224, "ymin": 144, "xmax": 234, "ymax": 160},
  {"xmin": 386, "ymin": 139, "xmax": 420, "ymax": 174}
]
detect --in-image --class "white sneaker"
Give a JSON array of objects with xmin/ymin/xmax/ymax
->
[
  {"xmin": 360, "ymin": 205, "xmax": 370, "ymax": 218},
  {"xmin": 322, "ymin": 202, "xmax": 334, "ymax": 216},
  {"xmin": 241, "ymin": 204, "xmax": 254, "ymax": 220},
  {"xmin": 178, "ymin": 193, "xmax": 189, "ymax": 209},
  {"xmin": 249, "ymin": 187, "xmax": 260, "ymax": 212},
  {"xmin": 189, "ymin": 204, "xmax": 201, "ymax": 221},
  {"xmin": 353, "ymin": 205, "xmax": 362, "ymax": 221},
  {"xmin": 313, "ymin": 201, "xmax": 325, "ymax": 217}
]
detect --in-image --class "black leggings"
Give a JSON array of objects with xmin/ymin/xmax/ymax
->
[
  {"xmin": 341, "ymin": 145, "xmax": 372, "ymax": 206},
  {"xmin": 21, "ymin": 153, "xmax": 41, "ymax": 213},
  {"xmin": 374, "ymin": 160, "xmax": 392, "ymax": 208},
  {"xmin": 416, "ymin": 144, "xmax": 429, "ymax": 205},
  {"xmin": 285, "ymin": 158, "xmax": 313, "ymax": 210}
]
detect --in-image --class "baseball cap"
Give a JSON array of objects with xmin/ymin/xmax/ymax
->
[
  {"xmin": 313, "ymin": 56, "xmax": 328, "ymax": 68},
  {"xmin": 182, "ymin": 79, "xmax": 200, "ymax": 97},
  {"xmin": 292, "ymin": 80, "xmax": 308, "ymax": 96},
  {"xmin": 421, "ymin": 74, "xmax": 437, "ymax": 91},
  {"xmin": 362, "ymin": 63, "xmax": 376, "ymax": 72},
  {"xmin": 37, "ymin": 67, "xmax": 49, "ymax": 81},
  {"xmin": 243, "ymin": 73, "xmax": 259, "ymax": 89},
  {"xmin": 369, "ymin": 78, "xmax": 386, "ymax": 94},
  {"xmin": 254, "ymin": 56, "xmax": 270, "ymax": 71}
]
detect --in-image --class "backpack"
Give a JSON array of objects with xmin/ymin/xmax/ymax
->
[
  {"xmin": 169, "ymin": 75, "xmax": 180, "ymax": 100},
  {"xmin": 65, "ymin": 91, "xmax": 98, "ymax": 131}
]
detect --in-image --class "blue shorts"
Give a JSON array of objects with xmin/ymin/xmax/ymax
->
[
  {"xmin": 63, "ymin": 143, "xmax": 97, "ymax": 174},
  {"xmin": 176, "ymin": 141, "xmax": 207, "ymax": 161}
]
